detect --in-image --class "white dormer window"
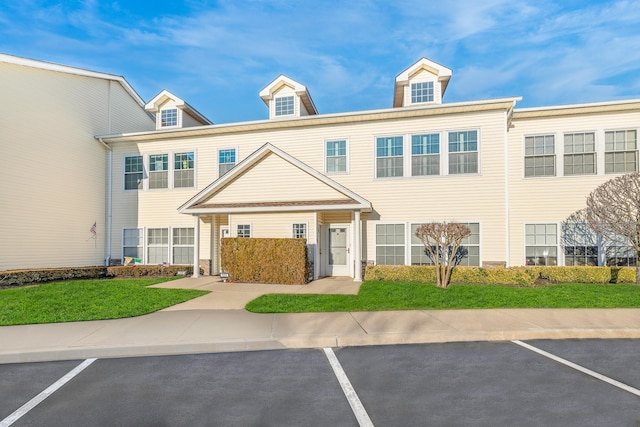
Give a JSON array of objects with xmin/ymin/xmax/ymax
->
[
  {"xmin": 411, "ymin": 82, "xmax": 434, "ymax": 104},
  {"xmin": 275, "ymin": 96, "xmax": 294, "ymax": 116},
  {"xmin": 160, "ymin": 108, "xmax": 178, "ymax": 127}
]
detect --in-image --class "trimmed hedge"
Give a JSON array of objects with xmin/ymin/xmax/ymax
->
[
  {"xmin": 364, "ymin": 265, "xmax": 636, "ymax": 285},
  {"xmin": 0, "ymin": 265, "xmax": 195, "ymax": 288},
  {"xmin": 221, "ymin": 237, "xmax": 308, "ymax": 285}
]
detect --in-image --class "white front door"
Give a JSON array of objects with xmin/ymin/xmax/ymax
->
[{"xmin": 326, "ymin": 225, "xmax": 350, "ymax": 276}]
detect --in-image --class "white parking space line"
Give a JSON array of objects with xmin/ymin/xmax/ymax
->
[
  {"xmin": 513, "ymin": 340, "xmax": 640, "ymax": 398},
  {"xmin": 323, "ymin": 348, "xmax": 374, "ymax": 427},
  {"xmin": 0, "ymin": 358, "xmax": 97, "ymax": 427}
]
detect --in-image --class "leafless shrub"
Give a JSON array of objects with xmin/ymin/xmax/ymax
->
[{"xmin": 415, "ymin": 222, "xmax": 471, "ymax": 288}]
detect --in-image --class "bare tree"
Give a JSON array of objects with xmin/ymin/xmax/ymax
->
[
  {"xmin": 415, "ymin": 222, "xmax": 471, "ymax": 288},
  {"xmin": 584, "ymin": 172, "xmax": 640, "ymax": 282}
]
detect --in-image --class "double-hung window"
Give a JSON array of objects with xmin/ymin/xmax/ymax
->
[
  {"xmin": 326, "ymin": 140, "xmax": 347, "ymax": 173},
  {"xmin": 525, "ymin": 224, "xmax": 558, "ymax": 266},
  {"xmin": 122, "ymin": 228, "xmax": 143, "ymax": 262},
  {"xmin": 562, "ymin": 222, "xmax": 598, "ymax": 266},
  {"xmin": 160, "ymin": 108, "xmax": 178, "ymax": 127},
  {"xmin": 524, "ymin": 135, "xmax": 555, "ymax": 177},
  {"xmin": 124, "ymin": 155, "xmax": 144, "ymax": 190},
  {"xmin": 219, "ymin": 149, "xmax": 236, "ymax": 177},
  {"xmin": 376, "ymin": 224, "xmax": 405, "ymax": 265},
  {"xmin": 237, "ymin": 224, "xmax": 251, "ymax": 238},
  {"xmin": 410, "ymin": 222, "xmax": 479, "ymax": 266},
  {"xmin": 147, "ymin": 228, "xmax": 169, "ymax": 264},
  {"xmin": 149, "ymin": 154, "xmax": 168, "ymax": 189},
  {"xmin": 376, "ymin": 136, "xmax": 403, "ymax": 178},
  {"xmin": 174, "ymin": 152, "xmax": 195, "ymax": 188},
  {"xmin": 411, "ymin": 82, "xmax": 434, "ymax": 103},
  {"xmin": 564, "ymin": 132, "xmax": 596, "ymax": 175},
  {"xmin": 605, "ymin": 130, "xmax": 637, "ymax": 174},
  {"xmin": 411, "ymin": 134, "xmax": 440, "ymax": 176},
  {"xmin": 172, "ymin": 228, "xmax": 194, "ymax": 264},
  {"xmin": 275, "ymin": 96, "xmax": 294, "ymax": 116},
  {"xmin": 449, "ymin": 131, "xmax": 478, "ymax": 174}
]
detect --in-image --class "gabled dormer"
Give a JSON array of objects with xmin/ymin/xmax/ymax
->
[
  {"xmin": 393, "ymin": 58, "xmax": 452, "ymax": 108},
  {"xmin": 145, "ymin": 90, "xmax": 213, "ymax": 130},
  {"xmin": 259, "ymin": 75, "xmax": 318, "ymax": 120}
]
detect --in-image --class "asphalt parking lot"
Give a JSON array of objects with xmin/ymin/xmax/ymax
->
[{"xmin": 2, "ymin": 340, "xmax": 640, "ymax": 426}]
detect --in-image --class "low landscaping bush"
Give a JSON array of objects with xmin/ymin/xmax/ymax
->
[
  {"xmin": 364, "ymin": 265, "xmax": 636, "ymax": 285},
  {"xmin": 0, "ymin": 265, "xmax": 197, "ymax": 288}
]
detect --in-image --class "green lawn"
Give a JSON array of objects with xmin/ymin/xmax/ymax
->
[
  {"xmin": 245, "ymin": 281, "xmax": 640, "ymax": 313},
  {"xmin": 0, "ymin": 278, "xmax": 209, "ymax": 326}
]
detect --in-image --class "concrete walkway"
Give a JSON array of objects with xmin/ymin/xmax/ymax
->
[{"xmin": 2, "ymin": 276, "xmax": 640, "ymax": 364}]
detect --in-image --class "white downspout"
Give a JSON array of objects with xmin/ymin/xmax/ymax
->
[
  {"xmin": 354, "ymin": 210, "xmax": 362, "ymax": 281},
  {"xmin": 192, "ymin": 215, "xmax": 201, "ymax": 278},
  {"xmin": 98, "ymin": 137, "xmax": 112, "ymax": 266}
]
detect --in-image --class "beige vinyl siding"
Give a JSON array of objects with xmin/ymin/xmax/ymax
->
[
  {"xmin": 229, "ymin": 212, "xmax": 316, "ymax": 241},
  {"xmin": 0, "ymin": 61, "xmax": 153, "ymax": 270},
  {"xmin": 508, "ymin": 109, "xmax": 640, "ymax": 266},
  {"xmin": 208, "ymin": 153, "xmax": 350, "ymax": 204},
  {"xmin": 109, "ymin": 107, "xmax": 510, "ymax": 270}
]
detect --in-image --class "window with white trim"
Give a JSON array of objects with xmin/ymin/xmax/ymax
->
[
  {"xmin": 605, "ymin": 244, "xmax": 636, "ymax": 267},
  {"xmin": 292, "ymin": 223, "xmax": 307, "ymax": 239},
  {"xmin": 449, "ymin": 131, "xmax": 478, "ymax": 174},
  {"xmin": 326, "ymin": 140, "xmax": 347, "ymax": 174},
  {"xmin": 376, "ymin": 224, "xmax": 405, "ymax": 265},
  {"xmin": 410, "ymin": 222, "xmax": 479, "ymax": 266},
  {"xmin": 605, "ymin": 130, "xmax": 637, "ymax": 174},
  {"xmin": 124, "ymin": 155, "xmax": 144, "ymax": 190},
  {"xmin": 525, "ymin": 224, "xmax": 557, "ymax": 266},
  {"xmin": 376, "ymin": 136, "xmax": 403, "ymax": 178},
  {"xmin": 172, "ymin": 228, "xmax": 194, "ymax": 264},
  {"xmin": 237, "ymin": 224, "xmax": 251, "ymax": 238},
  {"xmin": 219, "ymin": 149, "xmax": 236, "ymax": 177},
  {"xmin": 147, "ymin": 228, "xmax": 169, "ymax": 264},
  {"xmin": 524, "ymin": 135, "xmax": 555, "ymax": 177},
  {"xmin": 174, "ymin": 152, "xmax": 194, "ymax": 188},
  {"xmin": 122, "ymin": 228, "xmax": 143, "ymax": 262},
  {"xmin": 561, "ymin": 222, "xmax": 598, "ymax": 266},
  {"xmin": 564, "ymin": 132, "xmax": 596, "ymax": 175},
  {"xmin": 149, "ymin": 154, "xmax": 169, "ymax": 189},
  {"xmin": 275, "ymin": 96, "xmax": 294, "ymax": 116},
  {"xmin": 160, "ymin": 108, "xmax": 178, "ymax": 127},
  {"xmin": 411, "ymin": 81, "xmax": 434, "ymax": 103},
  {"xmin": 411, "ymin": 134, "xmax": 440, "ymax": 176}
]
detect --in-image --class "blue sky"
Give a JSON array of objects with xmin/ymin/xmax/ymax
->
[{"xmin": 2, "ymin": 0, "xmax": 640, "ymax": 124}]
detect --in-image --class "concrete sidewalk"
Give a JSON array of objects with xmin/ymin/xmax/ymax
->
[{"xmin": 2, "ymin": 277, "xmax": 640, "ymax": 364}]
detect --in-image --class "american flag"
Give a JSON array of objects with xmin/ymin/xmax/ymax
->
[{"xmin": 90, "ymin": 222, "xmax": 97, "ymax": 237}]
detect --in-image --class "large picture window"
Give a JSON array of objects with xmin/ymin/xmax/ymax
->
[
  {"xmin": 564, "ymin": 132, "xmax": 596, "ymax": 175},
  {"xmin": 605, "ymin": 130, "xmax": 637, "ymax": 174},
  {"xmin": 449, "ymin": 131, "xmax": 478, "ymax": 174},
  {"xmin": 376, "ymin": 136, "xmax": 403, "ymax": 178},
  {"xmin": 524, "ymin": 135, "xmax": 555, "ymax": 177},
  {"xmin": 376, "ymin": 224, "xmax": 405, "ymax": 265},
  {"xmin": 561, "ymin": 223, "xmax": 598, "ymax": 266},
  {"xmin": 410, "ymin": 222, "xmax": 479, "ymax": 266},
  {"xmin": 411, "ymin": 134, "xmax": 440, "ymax": 176}
]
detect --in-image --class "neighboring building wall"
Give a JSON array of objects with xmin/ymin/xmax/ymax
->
[{"xmin": 0, "ymin": 60, "xmax": 154, "ymax": 270}]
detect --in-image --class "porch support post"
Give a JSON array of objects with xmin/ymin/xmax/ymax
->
[
  {"xmin": 354, "ymin": 210, "xmax": 362, "ymax": 282},
  {"xmin": 192, "ymin": 215, "xmax": 200, "ymax": 278}
]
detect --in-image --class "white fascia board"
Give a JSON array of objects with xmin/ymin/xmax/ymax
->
[
  {"xmin": 184, "ymin": 203, "xmax": 369, "ymax": 215},
  {"xmin": 97, "ymin": 96, "xmax": 522, "ymax": 142},
  {"xmin": 0, "ymin": 53, "xmax": 146, "ymax": 107},
  {"xmin": 515, "ymin": 98, "xmax": 640, "ymax": 113}
]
